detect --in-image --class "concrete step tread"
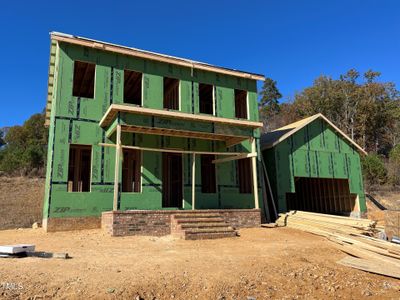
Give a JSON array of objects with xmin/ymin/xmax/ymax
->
[
  {"xmin": 175, "ymin": 218, "xmax": 224, "ymax": 223},
  {"xmin": 173, "ymin": 214, "xmax": 222, "ymax": 219}
]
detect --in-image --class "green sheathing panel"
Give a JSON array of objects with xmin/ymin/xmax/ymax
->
[
  {"xmin": 44, "ymin": 41, "xmax": 261, "ymax": 219},
  {"xmin": 263, "ymin": 118, "xmax": 366, "ymax": 213}
]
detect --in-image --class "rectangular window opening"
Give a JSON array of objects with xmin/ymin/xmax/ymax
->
[
  {"xmin": 163, "ymin": 77, "xmax": 179, "ymax": 110},
  {"xmin": 124, "ymin": 70, "xmax": 142, "ymax": 105},
  {"xmin": 199, "ymin": 83, "xmax": 214, "ymax": 114},
  {"xmin": 201, "ymin": 155, "xmax": 217, "ymax": 193},
  {"xmin": 235, "ymin": 89, "xmax": 247, "ymax": 119},
  {"xmin": 68, "ymin": 145, "xmax": 92, "ymax": 192},
  {"xmin": 73, "ymin": 61, "xmax": 95, "ymax": 98},
  {"xmin": 238, "ymin": 158, "xmax": 252, "ymax": 194},
  {"xmin": 122, "ymin": 149, "xmax": 141, "ymax": 192}
]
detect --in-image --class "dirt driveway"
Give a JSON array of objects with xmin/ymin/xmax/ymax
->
[{"xmin": 0, "ymin": 227, "xmax": 399, "ymax": 299}]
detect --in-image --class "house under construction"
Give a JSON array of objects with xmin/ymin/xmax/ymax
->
[{"xmin": 43, "ymin": 32, "xmax": 265, "ymax": 238}]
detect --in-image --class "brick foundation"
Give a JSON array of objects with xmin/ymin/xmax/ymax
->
[
  {"xmin": 102, "ymin": 209, "xmax": 261, "ymax": 237},
  {"xmin": 43, "ymin": 216, "xmax": 101, "ymax": 232}
]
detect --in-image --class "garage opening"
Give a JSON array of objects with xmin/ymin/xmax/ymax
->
[{"xmin": 286, "ymin": 177, "xmax": 356, "ymax": 215}]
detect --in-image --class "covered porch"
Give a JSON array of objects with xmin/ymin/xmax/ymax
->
[{"xmin": 99, "ymin": 104, "xmax": 263, "ymax": 213}]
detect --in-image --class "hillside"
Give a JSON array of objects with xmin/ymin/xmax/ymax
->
[{"xmin": 0, "ymin": 176, "xmax": 44, "ymax": 229}]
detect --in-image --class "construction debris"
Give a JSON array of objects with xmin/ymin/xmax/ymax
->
[
  {"xmin": 0, "ymin": 244, "xmax": 69, "ymax": 259},
  {"xmin": 276, "ymin": 211, "xmax": 400, "ymax": 279},
  {"xmin": 0, "ymin": 244, "xmax": 35, "ymax": 254}
]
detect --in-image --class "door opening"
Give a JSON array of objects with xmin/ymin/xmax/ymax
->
[{"xmin": 162, "ymin": 153, "xmax": 183, "ymax": 208}]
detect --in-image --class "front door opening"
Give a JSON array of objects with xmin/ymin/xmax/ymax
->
[
  {"xmin": 286, "ymin": 177, "xmax": 357, "ymax": 215},
  {"xmin": 162, "ymin": 153, "xmax": 183, "ymax": 208}
]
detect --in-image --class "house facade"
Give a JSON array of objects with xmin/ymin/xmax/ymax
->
[{"xmin": 43, "ymin": 32, "xmax": 265, "ymax": 233}]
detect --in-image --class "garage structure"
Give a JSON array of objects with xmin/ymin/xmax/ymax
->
[{"xmin": 261, "ymin": 114, "xmax": 367, "ymax": 219}]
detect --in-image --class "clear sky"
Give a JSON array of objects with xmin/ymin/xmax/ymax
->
[{"xmin": 1, "ymin": 0, "xmax": 399, "ymax": 127}]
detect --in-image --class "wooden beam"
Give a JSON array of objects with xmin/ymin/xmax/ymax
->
[
  {"xmin": 192, "ymin": 153, "xmax": 196, "ymax": 210},
  {"xmin": 212, "ymin": 152, "xmax": 257, "ymax": 164},
  {"xmin": 99, "ymin": 104, "xmax": 263, "ymax": 129},
  {"xmin": 251, "ymin": 139, "xmax": 259, "ymax": 210},
  {"xmin": 118, "ymin": 124, "xmax": 249, "ymax": 145},
  {"xmin": 113, "ymin": 125, "xmax": 121, "ymax": 211},
  {"xmin": 100, "ymin": 143, "xmax": 249, "ymax": 156}
]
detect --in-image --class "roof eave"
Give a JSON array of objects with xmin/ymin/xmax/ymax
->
[{"xmin": 50, "ymin": 32, "xmax": 265, "ymax": 81}]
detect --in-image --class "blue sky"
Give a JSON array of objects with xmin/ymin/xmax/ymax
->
[{"xmin": 1, "ymin": 0, "xmax": 399, "ymax": 127}]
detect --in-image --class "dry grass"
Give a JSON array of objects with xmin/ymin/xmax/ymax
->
[{"xmin": 0, "ymin": 176, "xmax": 44, "ymax": 229}]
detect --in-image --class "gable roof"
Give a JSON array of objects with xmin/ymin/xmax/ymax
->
[{"xmin": 260, "ymin": 113, "xmax": 367, "ymax": 155}]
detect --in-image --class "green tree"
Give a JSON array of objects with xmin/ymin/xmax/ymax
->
[
  {"xmin": 361, "ymin": 154, "xmax": 387, "ymax": 186},
  {"xmin": 0, "ymin": 112, "xmax": 48, "ymax": 176},
  {"xmin": 0, "ymin": 129, "xmax": 4, "ymax": 147},
  {"xmin": 259, "ymin": 78, "xmax": 282, "ymax": 131},
  {"xmin": 388, "ymin": 144, "xmax": 400, "ymax": 185}
]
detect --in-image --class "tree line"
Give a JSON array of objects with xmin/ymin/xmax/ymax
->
[
  {"xmin": 259, "ymin": 69, "xmax": 400, "ymax": 188},
  {"xmin": 0, "ymin": 112, "xmax": 48, "ymax": 176}
]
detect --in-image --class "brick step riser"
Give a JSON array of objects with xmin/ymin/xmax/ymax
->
[
  {"xmin": 184, "ymin": 229, "xmax": 235, "ymax": 234},
  {"xmin": 174, "ymin": 218, "xmax": 224, "ymax": 224},
  {"xmin": 184, "ymin": 232, "xmax": 237, "ymax": 240},
  {"xmin": 179, "ymin": 223, "xmax": 231, "ymax": 229}
]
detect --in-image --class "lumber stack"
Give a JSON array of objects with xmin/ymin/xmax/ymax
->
[{"xmin": 276, "ymin": 211, "xmax": 400, "ymax": 279}]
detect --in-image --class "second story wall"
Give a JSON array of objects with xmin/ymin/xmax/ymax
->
[{"xmin": 53, "ymin": 42, "xmax": 259, "ymax": 123}]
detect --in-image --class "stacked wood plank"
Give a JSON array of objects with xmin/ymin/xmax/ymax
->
[{"xmin": 277, "ymin": 211, "xmax": 400, "ymax": 279}]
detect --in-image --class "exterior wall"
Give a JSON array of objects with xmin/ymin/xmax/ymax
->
[
  {"xmin": 263, "ymin": 118, "xmax": 366, "ymax": 213},
  {"xmin": 44, "ymin": 216, "xmax": 101, "ymax": 232},
  {"xmin": 102, "ymin": 209, "xmax": 261, "ymax": 237},
  {"xmin": 43, "ymin": 41, "xmax": 261, "ymax": 223}
]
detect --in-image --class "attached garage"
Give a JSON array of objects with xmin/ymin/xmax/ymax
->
[{"xmin": 261, "ymin": 114, "xmax": 367, "ymax": 220}]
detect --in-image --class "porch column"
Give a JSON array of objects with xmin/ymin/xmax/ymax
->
[
  {"xmin": 113, "ymin": 124, "xmax": 122, "ymax": 211},
  {"xmin": 251, "ymin": 138, "xmax": 259, "ymax": 209},
  {"xmin": 192, "ymin": 153, "xmax": 196, "ymax": 210}
]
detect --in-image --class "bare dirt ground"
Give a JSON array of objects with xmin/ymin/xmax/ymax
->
[
  {"xmin": 0, "ymin": 227, "xmax": 399, "ymax": 300},
  {"xmin": 0, "ymin": 177, "xmax": 44, "ymax": 229}
]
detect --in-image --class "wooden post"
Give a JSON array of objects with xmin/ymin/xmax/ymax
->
[
  {"xmin": 113, "ymin": 124, "xmax": 122, "ymax": 211},
  {"xmin": 251, "ymin": 139, "xmax": 259, "ymax": 209},
  {"xmin": 192, "ymin": 153, "xmax": 196, "ymax": 210}
]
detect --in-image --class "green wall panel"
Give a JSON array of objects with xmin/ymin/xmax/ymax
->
[{"xmin": 262, "ymin": 118, "xmax": 366, "ymax": 214}]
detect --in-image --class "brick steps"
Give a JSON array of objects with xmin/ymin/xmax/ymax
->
[{"xmin": 171, "ymin": 212, "xmax": 237, "ymax": 240}]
